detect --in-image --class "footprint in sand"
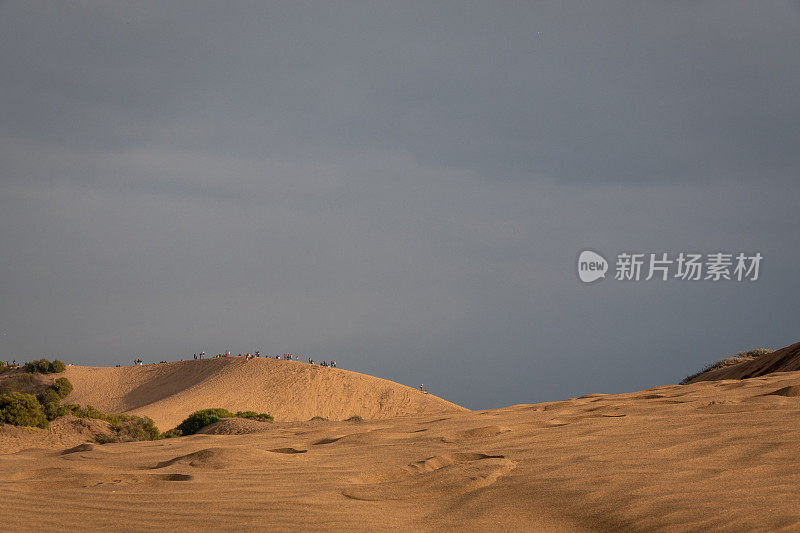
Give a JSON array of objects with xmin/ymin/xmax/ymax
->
[
  {"xmin": 343, "ymin": 452, "xmax": 515, "ymax": 501},
  {"xmin": 440, "ymin": 426, "xmax": 511, "ymax": 443}
]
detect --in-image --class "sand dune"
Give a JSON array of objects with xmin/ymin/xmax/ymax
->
[
  {"xmin": 62, "ymin": 357, "xmax": 466, "ymax": 430},
  {"xmin": 688, "ymin": 341, "xmax": 800, "ymax": 382},
  {"xmin": 4, "ymin": 364, "xmax": 800, "ymax": 530}
]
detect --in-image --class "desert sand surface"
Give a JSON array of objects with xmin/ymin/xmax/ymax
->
[
  {"xmin": 3, "ymin": 359, "xmax": 800, "ymax": 531},
  {"xmin": 60, "ymin": 358, "xmax": 466, "ymax": 430}
]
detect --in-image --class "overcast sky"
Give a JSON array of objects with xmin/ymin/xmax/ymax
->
[{"xmin": 1, "ymin": 2, "xmax": 799, "ymax": 409}]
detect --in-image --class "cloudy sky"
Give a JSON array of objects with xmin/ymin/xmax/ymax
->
[{"xmin": 1, "ymin": 2, "xmax": 799, "ymax": 408}]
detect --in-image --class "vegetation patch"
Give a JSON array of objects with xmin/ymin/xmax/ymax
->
[
  {"xmin": 37, "ymin": 389, "xmax": 67, "ymax": 420},
  {"xmin": 0, "ymin": 375, "xmax": 157, "ymax": 442},
  {"xmin": 160, "ymin": 428, "xmax": 183, "ymax": 439},
  {"xmin": 234, "ymin": 410, "xmax": 273, "ymax": 422},
  {"xmin": 0, "ymin": 375, "xmax": 77, "ymax": 427},
  {"xmin": 681, "ymin": 348, "xmax": 773, "ymax": 385},
  {"xmin": 51, "ymin": 377, "xmax": 74, "ymax": 398},
  {"xmin": 24, "ymin": 359, "xmax": 66, "ymax": 375},
  {"xmin": 173, "ymin": 408, "xmax": 234, "ymax": 436},
  {"xmin": 169, "ymin": 408, "xmax": 275, "ymax": 437},
  {"xmin": 68, "ymin": 404, "xmax": 160, "ymax": 442},
  {"xmin": 0, "ymin": 373, "xmax": 47, "ymax": 396},
  {"xmin": 0, "ymin": 391, "xmax": 49, "ymax": 429}
]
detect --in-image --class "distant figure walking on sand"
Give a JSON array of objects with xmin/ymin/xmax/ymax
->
[{"xmin": 331, "ymin": 360, "xmax": 336, "ymax": 368}]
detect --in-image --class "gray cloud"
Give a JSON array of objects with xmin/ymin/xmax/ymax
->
[{"xmin": 1, "ymin": 2, "xmax": 799, "ymax": 408}]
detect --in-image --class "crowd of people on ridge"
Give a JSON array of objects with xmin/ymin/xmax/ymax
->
[{"xmin": 126, "ymin": 351, "xmax": 337, "ymax": 368}]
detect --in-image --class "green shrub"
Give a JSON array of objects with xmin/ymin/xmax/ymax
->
[
  {"xmin": 0, "ymin": 392, "xmax": 48, "ymax": 428},
  {"xmin": 235, "ymin": 410, "xmax": 273, "ymax": 421},
  {"xmin": 309, "ymin": 416, "xmax": 328, "ymax": 421},
  {"xmin": 51, "ymin": 377, "xmax": 73, "ymax": 399},
  {"xmin": 167, "ymin": 408, "xmax": 277, "ymax": 437},
  {"xmin": 0, "ymin": 361, "xmax": 6, "ymax": 373},
  {"xmin": 24, "ymin": 359, "xmax": 49, "ymax": 374},
  {"xmin": 70, "ymin": 404, "xmax": 106, "ymax": 419},
  {"xmin": 174, "ymin": 408, "xmax": 233, "ymax": 436},
  {"xmin": 24, "ymin": 359, "xmax": 67, "ymax": 374},
  {"xmin": 37, "ymin": 388, "xmax": 67, "ymax": 420},
  {"xmin": 68, "ymin": 404, "xmax": 159, "ymax": 441},
  {"xmin": 110, "ymin": 415, "xmax": 160, "ymax": 441}
]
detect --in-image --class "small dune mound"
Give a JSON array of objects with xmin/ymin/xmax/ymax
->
[
  {"xmin": 154, "ymin": 447, "xmax": 240, "ymax": 470},
  {"xmin": 61, "ymin": 443, "xmax": 95, "ymax": 455},
  {"xmin": 269, "ymin": 447, "xmax": 307, "ymax": 454},
  {"xmin": 160, "ymin": 473, "xmax": 193, "ymax": 482},
  {"xmin": 196, "ymin": 418, "xmax": 273, "ymax": 435},
  {"xmin": 766, "ymin": 385, "xmax": 800, "ymax": 397},
  {"xmin": 313, "ymin": 436, "xmax": 343, "ymax": 445}
]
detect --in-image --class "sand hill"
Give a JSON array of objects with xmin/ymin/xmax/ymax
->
[
  {"xmin": 3, "ymin": 367, "xmax": 800, "ymax": 530},
  {"xmin": 61, "ymin": 358, "xmax": 465, "ymax": 430},
  {"xmin": 4, "ymin": 347, "xmax": 800, "ymax": 530},
  {"xmin": 686, "ymin": 341, "xmax": 800, "ymax": 383}
]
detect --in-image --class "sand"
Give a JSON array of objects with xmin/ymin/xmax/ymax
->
[
  {"xmin": 3, "ymin": 359, "xmax": 800, "ymax": 530},
  {"xmin": 61, "ymin": 357, "xmax": 466, "ymax": 430}
]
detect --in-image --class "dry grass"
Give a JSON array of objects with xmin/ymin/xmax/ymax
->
[{"xmin": 681, "ymin": 348, "xmax": 773, "ymax": 384}]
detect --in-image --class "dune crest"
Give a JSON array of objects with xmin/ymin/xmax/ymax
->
[
  {"xmin": 62, "ymin": 358, "xmax": 465, "ymax": 430},
  {"xmin": 685, "ymin": 341, "xmax": 800, "ymax": 383}
]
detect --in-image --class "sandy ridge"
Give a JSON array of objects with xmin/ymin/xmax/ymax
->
[{"xmin": 62, "ymin": 357, "xmax": 466, "ymax": 430}]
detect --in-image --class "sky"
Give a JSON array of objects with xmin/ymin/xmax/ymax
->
[{"xmin": 1, "ymin": 1, "xmax": 799, "ymax": 409}]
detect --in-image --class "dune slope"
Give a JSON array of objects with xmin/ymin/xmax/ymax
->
[
  {"xmin": 62, "ymin": 358, "xmax": 465, "ymax": 429},
  {"xmin": 687, "ymin": 341, "xmax": 800, "ymax": 383}
]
